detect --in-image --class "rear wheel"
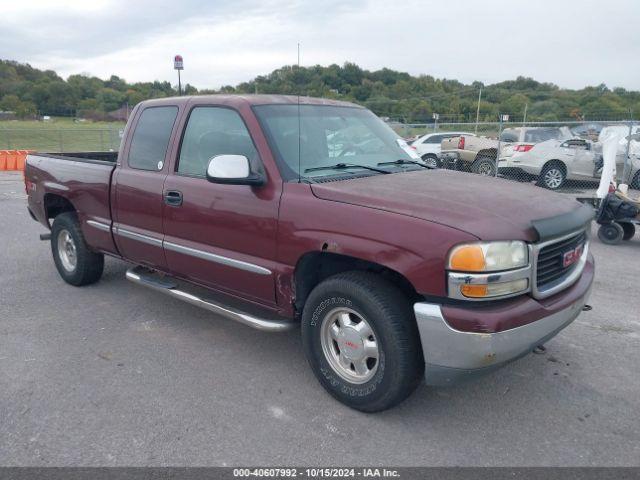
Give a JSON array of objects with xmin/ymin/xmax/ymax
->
[
  {"xmin": 51, "ymin": 212, "xmax": 104, "ymax": 286},
  {"xmin": 301, "ymin": 271, "xmax": 423, "ymax": 412},
  {"xmin": 472, "ymin": 156, "xmax": 496, "ymax": 176},
  {"xmin": 421, "ymin": 154, "xmax": 440, "ymax": 169},
  {"xmin": 598, "ymin": 223, "xmax": 624, "ymax": 245},
  {"xmin": 621, "ymin": 223, "xmax": 636, "ymax": 241},
  {"xmin": 539, "ymin": 162, "xmax": 566, "ymax": 190}
]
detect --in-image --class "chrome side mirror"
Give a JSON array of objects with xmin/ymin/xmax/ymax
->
[{"xmin": 206, "ymin": 155, "xmax": 264, "ymax": 186}]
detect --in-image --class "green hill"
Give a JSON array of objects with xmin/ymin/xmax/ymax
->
[{"xmin": 1, "ymin": 59, "xmax": 637, "ymax": 123}]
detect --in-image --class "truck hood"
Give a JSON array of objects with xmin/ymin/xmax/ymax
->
[{"xmin": 310, "ymin": 170, "xmax": 583, "ymax": 241}]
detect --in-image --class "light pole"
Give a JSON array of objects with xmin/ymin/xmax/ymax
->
[{"xmin": 174, "ymin": 55, "xmax": 184, "ymax": 95}]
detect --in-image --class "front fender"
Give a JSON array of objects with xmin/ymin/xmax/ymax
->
[{"xmin": 277, "ymin": 183, "xmax": 478, "ymax": 299}]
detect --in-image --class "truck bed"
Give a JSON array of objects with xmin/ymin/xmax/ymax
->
[
  {"xmin": 33, "ymin": 151, "xmax": 119, "ymax": 164},
  {"xmin": 25, "ymin": 151, "xmax": 119, "ymax": 256}
]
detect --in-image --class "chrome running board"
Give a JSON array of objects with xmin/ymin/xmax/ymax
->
[{"xmin": 126, "ymin": 266, "xmax": 295, "ymax": 332}]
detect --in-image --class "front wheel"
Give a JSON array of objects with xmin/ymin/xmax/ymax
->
[
  {"xmin": 598, "ymin": 223, "xmax": 624, "ymax": 245},
  {"xmin": 301, "ymin": 272, "xmax": 423, "ymax": 412},
  {"xmin": 421, "ymin": 154, "xmax": 440, "ymax": 169},
  {"xmin": 51, "ymin": 212, "xmax": 104, "ymax": 286}
]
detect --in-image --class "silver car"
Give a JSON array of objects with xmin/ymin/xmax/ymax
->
[{"xmin": 498, "ymin": 138, "xmax": 640, "ymax": 190}]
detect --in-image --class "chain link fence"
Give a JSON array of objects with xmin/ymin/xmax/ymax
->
[
  {"xmin": 0, "ymin": 128, "xmax": 122, "ymax": 152},
  {"xmin": 395, "ymin": 119, "xmax": 639, "ymax": 197},
  {"xmin": 1, "ymin": 117, "xmax": 638, "ymax": 199}
]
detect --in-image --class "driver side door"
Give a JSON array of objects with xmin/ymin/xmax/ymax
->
[{"xmin": 162, "ymin": 105, "xmax": 280, "ymax": 305}]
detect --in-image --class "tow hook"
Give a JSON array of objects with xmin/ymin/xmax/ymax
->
[
  {"xmin": 582, "ymin": 304, "xmax": 592, "ymax": 312},
  {"xmin": 39, "ymin": 233, "xmax": 51, "ymax": 241}
]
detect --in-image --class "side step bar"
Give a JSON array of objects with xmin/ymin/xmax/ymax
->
[{"xmin": 126, "ymin": 266, "xmax": 296, "ymax": 332}]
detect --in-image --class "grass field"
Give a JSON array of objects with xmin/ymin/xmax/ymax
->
[{"xmin": 0, "ymin": 117, "xmax": 126, "ymax": 152}]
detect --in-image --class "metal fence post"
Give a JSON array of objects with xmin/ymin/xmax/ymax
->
[
  {"xmin": 474, "ymin": 88, "xmax": 482, "ymax": 135},
  {"xmin": 622, "ymin": 111, "xmax": 634, "ymax": 185},
  {"xmin": 495, "ymin": 114, "xmax": 503, "ymax": 177}
]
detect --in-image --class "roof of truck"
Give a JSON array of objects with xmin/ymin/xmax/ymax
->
[{"xmin": 138, "ymin": 94, "xmax": 362, "ymax": 109}]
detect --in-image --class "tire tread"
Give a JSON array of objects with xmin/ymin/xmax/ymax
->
[{"xmin": 51, "ymin": 212, "xmax": 104, "ymax": 286}]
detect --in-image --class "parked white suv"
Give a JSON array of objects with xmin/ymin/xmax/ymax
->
[
  {"xmin": 412, "ymin": 131, "xmax": 475, "ymax": 168},
  {"xmin": 498, "ymin": 137, "xmax": 640, "ymax": 190}
]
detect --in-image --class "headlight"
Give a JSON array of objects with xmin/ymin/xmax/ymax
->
[
  {"xmin": 447, "ymin": 241, "xmax": 531, "ymax": 300},
  {"xmin": 448, "ymin": 241, "xmax": 528, "ymax": 272}
]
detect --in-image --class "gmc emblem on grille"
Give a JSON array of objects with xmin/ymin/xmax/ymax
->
[{"xmin": 562, "ymin": 244, "xmax": 584, "ymax": 268}]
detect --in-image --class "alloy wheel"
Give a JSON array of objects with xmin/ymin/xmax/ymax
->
[{"xmin": 320, "ymin": 307, "xmax": 379, "ymax": 384}]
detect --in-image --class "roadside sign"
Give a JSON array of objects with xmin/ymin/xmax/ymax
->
[
  {"xmin": 174, "ymin": 55, "xmax": 184, "ymax": 70},
  {"xmin": 501, "ymin": 114, "xmax": 509, "ymax": 122}
]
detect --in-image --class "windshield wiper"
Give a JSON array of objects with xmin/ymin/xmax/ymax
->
[
  {"xmin": 377, "ymin": 159, "xmax": 435, "ymax": 169},
  {"xmin": 304, "ymin": 162, "xmax": 391, "ymax": 174}
]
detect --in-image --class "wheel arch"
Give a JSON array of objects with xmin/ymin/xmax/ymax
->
[
  {"xmin": 475, "ymin": 149, "xmax": 497, "ymax": 161},
  {"xmin": 542, "ymin": 159, "xmax": 567, "ymax": 174},
  {"xmin": 293, "ymin": 251, "xmax": 420, "ymax": 317},
  {"xmin": 43, "ymin": 193, "xmax": 77, "ymax": 225}
]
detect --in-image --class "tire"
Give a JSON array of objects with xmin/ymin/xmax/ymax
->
[
  {"xmin": 471, "ymin": 156, "xmax": 496, "ymax": 176},
  {"xmin": 539, "ymin": 162, "xmax": 566, "ymax": 190},
  {"xmin": 421, "ymin": 154, "xmax": 440, "ymax": 169},
  {"xmin": 301, "ymin": 271, "xmax": 423, "ymax": 412},
  {"xmin": 51, "ymin": 212, "xmax": 104, "ymax": 286},
  {"xmin": 597, "ymin": 223, "xmax": 624, "ymax": 245},
  {"xmin": 621, "ymin": 223, "xmax": 636, "ymax": 241}
]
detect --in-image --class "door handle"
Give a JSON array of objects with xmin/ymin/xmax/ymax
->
[{"xmin": 164, "ymin": 190, "xmax": 183, "ymax": 206}]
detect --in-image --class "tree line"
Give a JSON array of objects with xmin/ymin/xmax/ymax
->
[{"xmin": 0, "ymin": 59, "xmax": 637, "ymax": 123}]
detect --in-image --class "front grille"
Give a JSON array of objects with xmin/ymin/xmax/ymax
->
[{"xmin": 536, "ymin": 231, "xmax": 587, "ymax": 289}]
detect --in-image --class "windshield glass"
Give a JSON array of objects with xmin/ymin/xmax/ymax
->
[{"xmin": 253, "ymin": 104, "xmax": 417, "ymax": 180}]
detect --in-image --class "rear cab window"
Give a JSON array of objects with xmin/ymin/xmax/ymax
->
[
  {"xmin": 524, "ymin": 128, "xmax": 563, "ymax": 143},
  {"xmin": 128, "ymin": 106, "xmax": 179, "ymax": 171}
]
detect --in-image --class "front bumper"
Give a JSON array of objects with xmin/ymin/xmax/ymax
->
[{"xmin": 414, "ymin": 272, "xmax": 592, "ymax": 386}]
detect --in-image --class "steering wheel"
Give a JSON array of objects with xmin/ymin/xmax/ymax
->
[{"xmin": 338, "ymin": 143, "xmax": 365, "ymax": 157}]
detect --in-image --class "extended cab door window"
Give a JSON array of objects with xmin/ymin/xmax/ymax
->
[
  {"xmin": 162, "ymin": 106, "xmax": 278, "ymax": 305},
  {"xmin": 114, "ymin": 105, "xmax": 178, "ymax": 268}
]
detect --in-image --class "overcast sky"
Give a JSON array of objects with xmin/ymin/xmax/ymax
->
[{"xmin": 1, "ymin": 0, "xmax": 639, "ymax": 90}]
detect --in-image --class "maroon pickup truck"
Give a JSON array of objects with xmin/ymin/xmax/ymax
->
[{"xmin": 25, "ymin": 95, "xmax": 594, "ymax": 411}]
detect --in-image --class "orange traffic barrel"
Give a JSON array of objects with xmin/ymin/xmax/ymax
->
[
  {"xmin": 16, "ymin": 150, "xmax": 31, "ymax": 170},
  {"xmin": 16, "ymin": 154, "xmax": 26, "ymax": 170},
  {"xmin": 5, "ymin": 150, "xmax": 17, "ymax": 170},
  {"xmin": 0, "ymin": 151, "xmax": 7, "ymax": 171}
]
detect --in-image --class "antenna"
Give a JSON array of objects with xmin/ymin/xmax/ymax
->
[{"xmin": 297, "ymin": 42, "xmax": 302, "ymax": 183}]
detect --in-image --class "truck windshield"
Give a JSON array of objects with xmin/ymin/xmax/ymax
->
[{"xmin": 253, "ymin": 104, "xmax": 418, "ymax": 181}]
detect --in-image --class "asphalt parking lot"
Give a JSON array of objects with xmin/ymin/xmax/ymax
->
[{"xmin": 1, "ymin": 171, "xmax": 639, "ymax": 467}]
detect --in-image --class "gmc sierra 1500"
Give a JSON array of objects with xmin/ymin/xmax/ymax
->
[{"xmin": 25, "ymin": 95, "xmax": 594, "ymax": 412}]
